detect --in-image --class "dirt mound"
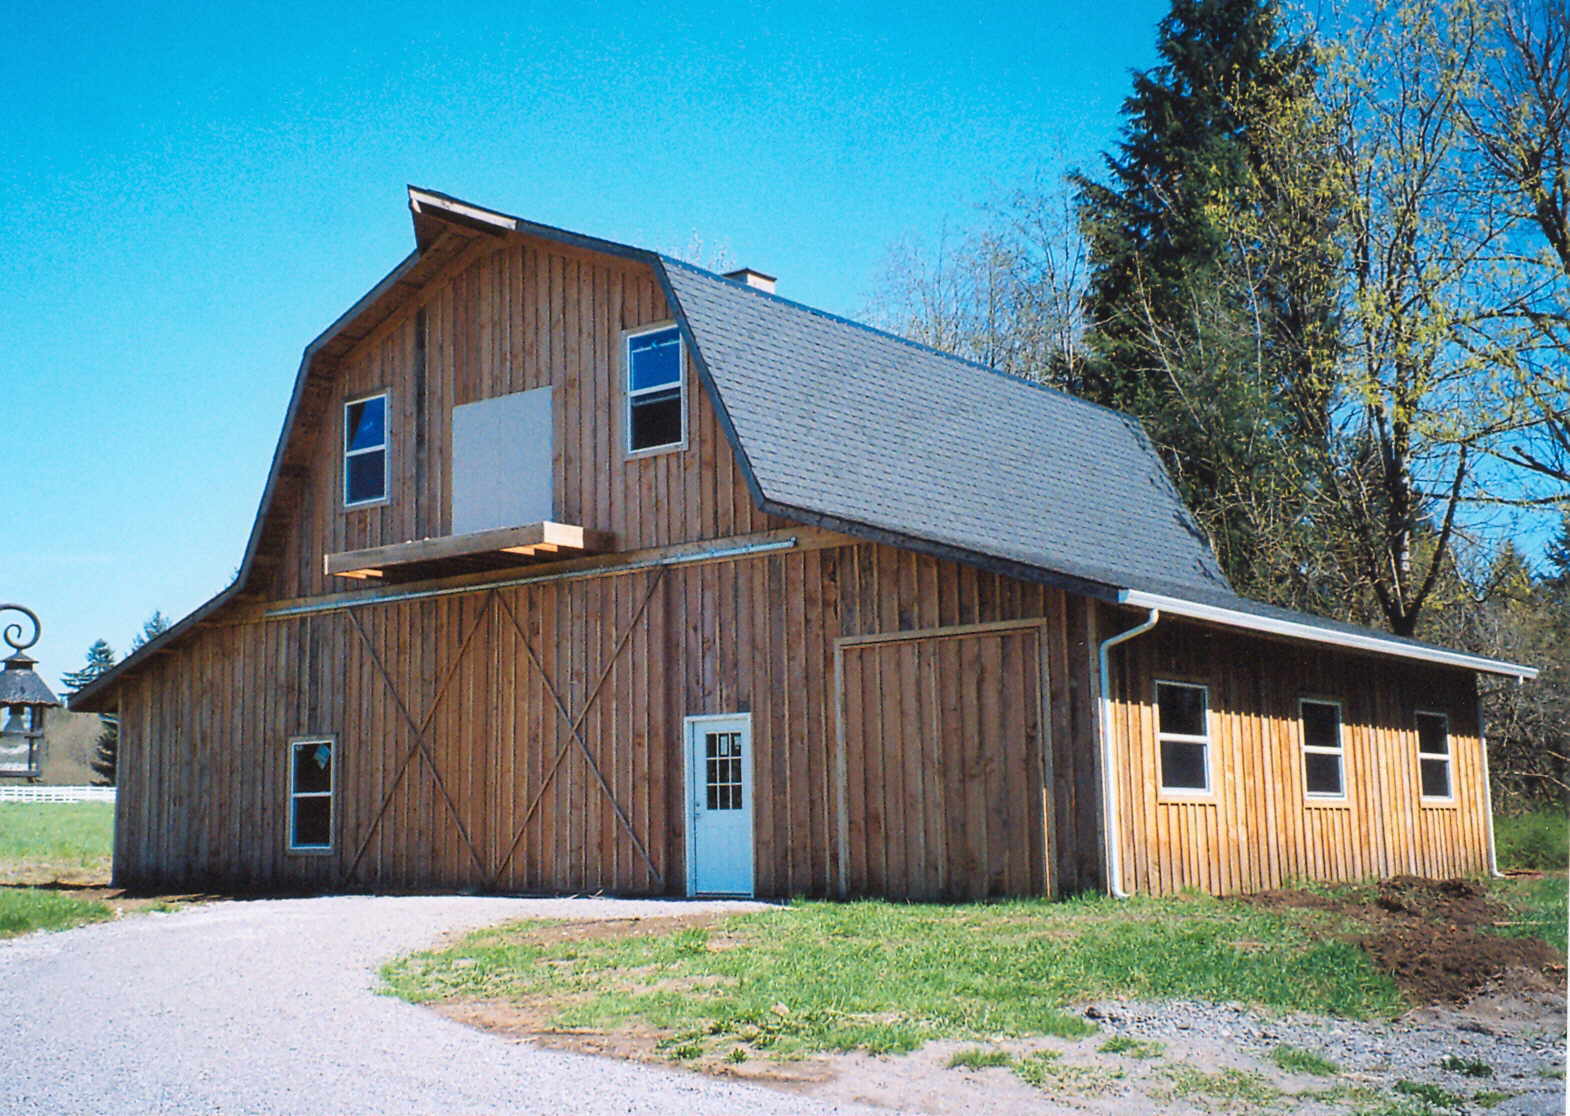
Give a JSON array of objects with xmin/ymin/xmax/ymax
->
[{"xmin": 1246, "ymin": 877, "xmax": 1563, "ymax": 1005}]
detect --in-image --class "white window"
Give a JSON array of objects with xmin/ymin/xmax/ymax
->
[
  {"xmin": 1156, "ymin": 681, "xmax": 1210, "ymax": 793},
  {"xmin": 1415, "ymin": 711, "xmax": 1453, "ymax": 800},
  {"xmin": 1300, "ymin": 699, "xmax": 1345, "ymax": 798},
  {"xmin": 344, "ymin": 393, "xmax": 388, "ymax": 506},
  {"xmin": 289, "ymin": 738, "xmax": 335, "ymax": 851},
  {"xmin": 626, "ymin": 325, "xmax": 684, "ymax": 453}
]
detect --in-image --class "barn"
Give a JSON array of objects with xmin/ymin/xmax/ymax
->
[{"xmin": 71, "ymin": 187, "xmax": 1537, "ymax": 900}]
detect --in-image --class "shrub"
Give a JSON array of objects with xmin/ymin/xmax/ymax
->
[{"xmin": 1494, "ymin": 808, "xmax": 1569, "ymax": 871}]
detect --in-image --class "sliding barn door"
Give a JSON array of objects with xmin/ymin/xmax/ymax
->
[{"xmin": 836, "ymin": 623, "xmax": 1051, "ymax": 901}]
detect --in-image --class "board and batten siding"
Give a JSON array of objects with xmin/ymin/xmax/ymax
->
[
  {"xmin": 265, "ymin": 235, "xmax": 781, "ymax": 601},
  {"xmin": 837, "ymin": 622, "xmax": 1053, "ymax": 900},
  {"xmin": 1101, "ymin": 609, "xmax": 1489, "ymax": 896},
  {"xmin": 112, "ymin": 538, "xmax": 1102, "ymax": 899}
]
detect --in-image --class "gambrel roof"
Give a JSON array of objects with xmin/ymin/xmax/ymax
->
[
  {"xmin": 663, "ymin": 259, "xmax": 1228, "ymax": 597},
  {"xmin": 70, "ymin": 187, "xmax": 1534, "ymax": 711}
]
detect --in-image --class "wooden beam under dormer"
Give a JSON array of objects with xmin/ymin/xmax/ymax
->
[{"xmin": 324, "ymin": 521, "xmax": 614, "ymax": 583}]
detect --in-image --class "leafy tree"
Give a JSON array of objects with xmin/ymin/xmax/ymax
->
[
  {"xmin": 1309, "ymin": 0, "xmax": 1537, "ymax": 635},
  {"xmin": 61, "ymin": 639, "xmax": 116, "ymax": 694},
  {"xmin": 869, "ymin": 180, "xmax": 1092, "ymax": 393},
  {"xmin": 1461, "ymin": 0, "xmax": 1570, "ymax": 494},
  {"xmin": 1423, "ymin": 541, "xmax": 1569, "ymax": 810}
]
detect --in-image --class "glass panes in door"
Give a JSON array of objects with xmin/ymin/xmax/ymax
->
[{"xmin": 705, "ymin": 731, "xmax": 743, "ymax": 811}]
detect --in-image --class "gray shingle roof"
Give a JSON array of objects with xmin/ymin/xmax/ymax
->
[{"xmin": 662, "ymin": 257, "xmax": 1233, "ymax": 598}]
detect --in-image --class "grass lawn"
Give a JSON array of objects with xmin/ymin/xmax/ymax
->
[
  {"xmin": 0, "ymin": 888, "xmax": 112, "ymax": 938},
  {"xmin": 383, "ymin": 892, "xmax": 1406, "ymax": 1063},
  {"xmin": 0, "ymin": 801, "xmax": 117, "ymax": 937},
  {"xmin": 1494, "ymin": 807, "xmax": 1569, "ymax": 872},
  {"xmin": 0, "ymin": 802, "xmax": 115, "ymax": 885},
  {"xmin": 1493, "ymin": 873, "xmax": 1568, "ymax": 954}
]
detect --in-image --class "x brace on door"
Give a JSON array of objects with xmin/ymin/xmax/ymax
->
[
  {"xmin": 489, "ymin": 569, "xmax": 667, "ymax": 887},
  {"xmin": 340, "ymin": 596, "xmax": 496, "ymax": 885},
  {"xmin": 338, "ymin": 571, "xmax": 668, "ymax": 890}
]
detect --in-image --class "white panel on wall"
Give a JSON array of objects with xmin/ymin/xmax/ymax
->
[{"xmin": 451, "ymin": 386, "xmax": 554, "ymax": 534}]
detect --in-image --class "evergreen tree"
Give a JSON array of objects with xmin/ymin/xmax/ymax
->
[
  {"xmin": 62, "ymin": 639, "xmax": 120, "ymax": 786},
  {"xmin": 131, "ymin": 610, "xmax": 171, "ymax": 652},
  {"xmin": 1073, "ymin": 0, "xmax": 1339, "ymax": 602},
  {"xmin": 1546, "ymin": 508, "xmax": 1570, "ymax": 589},
  {"xmin": 89, "ymin": 722, "xmax": 117, "ymax": 787},
  {"xmin": 61, "ymin": 639, "xmax": 116, "ymax": 694},
  {"xmin": 1075, "ymin": 0, "xmax": 1311, "ymax": 402}
]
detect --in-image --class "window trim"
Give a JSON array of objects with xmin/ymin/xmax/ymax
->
[
  {"xmin": 1154, "ymin": 679, "xmax": 1212, "ymax": 797},
  {"xmin": 287, "ymin": 735, "xmax": 337, "ymax": 854},
  {"xmin": 1414, "ymin": 709, "xmax": 1455, "ymax": 804},
  {"xmin": 623, "ymin": 322, "xmax": 687, "ymax": 458},
  {"xmin": 1299, "ymin": 697, "xmax": 1348, "ymax": 802},
  {"xmin": 343, "ymin": 390, "xmax": 390, "ymax": 509}
]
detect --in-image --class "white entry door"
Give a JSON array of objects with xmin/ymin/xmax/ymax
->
[{"xmin": 685, "ymin": 714, "xmax": 754, "ymax": 897}]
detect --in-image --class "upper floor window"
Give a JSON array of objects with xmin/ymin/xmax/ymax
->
[
  {"xmin": 1415, "ymin": 711, "xmax": 1452, "ymax": 800},
  {"xmin": 1156, "ymin": 680, "xmax": 1210, "ymax": 793},
  {"xmin": 1300, "ymin": 699, "xmax": 1345, "ymax": 798},
  {"xmin": 626, "ymin": 325, "xmax": 684, "ymax": 453},
  {"xmin": 344, "ymin": 393, "xmax": 388, "ymax": 506}
]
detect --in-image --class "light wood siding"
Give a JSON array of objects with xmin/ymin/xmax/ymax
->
[
  {"xmin": 266, "ymin": 236, "xmax": 780, "ymax": 601},
  {"xmin": 113, "ymin": 541, "xmax": 1101, "ymax": 898},
  {"xmin": 1103, "ymin": 610, "xmax": 1489, "ymax": 895},
  {"xmin": 837, "ymin": 624, "xmax": 1052, "ymax": 900}
]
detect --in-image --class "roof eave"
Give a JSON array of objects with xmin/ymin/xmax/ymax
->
[
  {"xmin": 1118, "ymin": 588, "xmax": 1539, "ymax": 680},
  {"xmin": 756, "ymin": 499, "xmax": 1126, "ymax": 603},
  {"xmin": 68, "ymin": 582, "xmax": 241, "ymax": 713}
]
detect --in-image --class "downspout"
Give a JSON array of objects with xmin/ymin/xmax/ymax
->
[
  {"xmin": 1097, "ymin": 607, "xmax": 1161, "ymax": 899},
  {"xmin": 1478, "ymin": 683, "xmax": 1517, "ymax": 880}
]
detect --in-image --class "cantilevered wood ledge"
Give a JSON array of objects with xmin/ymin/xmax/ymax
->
[{"xmin": 326, "ymin": 521, "xmax": 613, "ymax": 583}]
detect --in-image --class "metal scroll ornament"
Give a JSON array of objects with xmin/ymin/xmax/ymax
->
[{"xmin": 1, "ymin": 604, "xmax": 42, "ymax": 655}]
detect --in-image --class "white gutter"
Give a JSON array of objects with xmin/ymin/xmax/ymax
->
[
  {"xmin": 1118, "ymin": 590, "xmax": 1537, "ymax": 681},
  {"xmin": 1097, "ymin": 608, "xmax": 1161, "ymax": 900}
]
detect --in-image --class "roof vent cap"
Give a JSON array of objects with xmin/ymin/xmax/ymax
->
[{"xmin": 722, "ymin": 267, "xmax": 777, "ymax": 294}]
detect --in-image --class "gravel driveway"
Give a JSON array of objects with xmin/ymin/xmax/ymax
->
[{"xmin": 1, "ymin": 895, "xmax": 878, "ymax": 1116}]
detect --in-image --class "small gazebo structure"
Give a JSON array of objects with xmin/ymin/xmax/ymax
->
[{"xmin": 0, "ymin": 605, "xmax": 61, "ymax": 781}]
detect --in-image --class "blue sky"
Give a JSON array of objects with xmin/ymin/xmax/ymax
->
[{"xmin": 4, "ymin": 0, "xmax": 1175, "ymax": 687}]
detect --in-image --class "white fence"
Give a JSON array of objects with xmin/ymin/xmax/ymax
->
[{"xmin": 0, "ymin": 785, "xmax": 116, "ymax": 804}]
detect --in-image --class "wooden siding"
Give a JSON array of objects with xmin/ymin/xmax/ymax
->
[
  {"xmin": 113, "ymin": 539, "xmax": 1101, "ymax": 898},
  {"xmin": 265, "ymin": 235, "xmax": 780, "ymax": 601},
  {"xmin": 1102, "ymin": 609, "xmax": 1489, "ymax": 896},
  {"xmin": 837, "ymin": 623, "xmax": 1052, "ymax": 900}
]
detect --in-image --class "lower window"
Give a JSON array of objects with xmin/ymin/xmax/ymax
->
[
  {"xmin": 1300, "ymin": 699, "xmax": 1345, "ymax": 797},
  {"xmin": 1415, "ymin": 711, "xmax": 1452, "ymax": 800},
  {"xmin": 289, "ymin": 738, "xmax": 335, "ymax": 851},
  {"xmin": 1156, "ymin": 681, "xmax": 1211, "ymax": 792}
]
